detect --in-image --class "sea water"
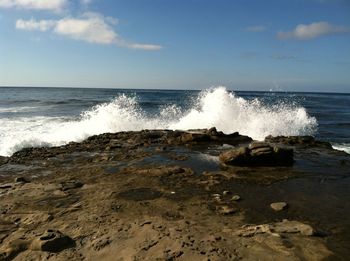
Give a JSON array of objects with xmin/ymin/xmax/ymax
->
[{"xmin": 0, "ymin": 86, "xmax": 349, "ymax": 156}]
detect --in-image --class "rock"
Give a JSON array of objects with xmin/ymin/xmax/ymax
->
[
  {"xmin": 219, "ymin": 143, "xmax": 294, "ymax": 166},
  {"xmin": 212, "ymin": 194, "xmax": 222, "ymax": 203},
  {"xmin": 118, "ymin": 188, "xmax": 163, "ymax": 201},
  {"xmin": 1, "ymin": 239, "xmax": 30, "ymax": 260},
  {"xmin": 141, "ymin": 240, "xmax": 158, "ymax": 251},
  {"xmin": 249, "ymin": 142, "xmax": 270, "ymax": 150},
  {"xmin": 60, "ymin": 180, "xmax": 84, "ymax": 191},
  {"xmin": 265, "ymin": 135, "xmax": 333, "ymax": 149},
  {"xmin": 231, "ymin": 195, "xmax": 241, "ymax": 201},
  {"xmin": 237, "ymin": 220, "xmax": 315, "ymax": 237},
  {"xmin": 250, "ymin": 146, "xmax": 273, "ymax": 156},
  {"xmin": 15, "ymin": 177, "xmax": 30, "ymax": 183},
  {"xmin": 180, "ymin": 133, "xmax": 211, "ymax": 143},
  {"xmin": 216, "ymin": 205, "xmax": 237, "ymax": 215},
  {"xmin": 219, "ymin": 147, "xmax": 250, "ymax": 165},
  {"xmin": 91, "ymin": 236, "xmax": 112, "ymax": 251},
  {"xmin": 206, "ymin": 127, "xmax": 223, "ymax": 136},
  {"xmin": 164, "ymin": 129, "xmax": 252, "ymax": 146},
  {"xmin": 273, "ymin": 220, "xmax": 315, "ymax": 236},
  {"xmin": 0, "ymin": 156, "xmax": 8, "ymax": 166},
  {"xmin": 0, "ymin": 183, "xmax": 12, "ymax": 189},
  {"xmin": 30, "ymin": 229, "xmax": 74, "ymax": 252},
  {"xmin": 129, "ymin": 166, "xmax": 192, "ymax": 177},
  {"xmin": 270, "ymin": 202, "xmax": 288, "ymax": 211}
]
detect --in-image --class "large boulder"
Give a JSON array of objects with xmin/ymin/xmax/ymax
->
[{"xmin": 219, "ymin": 142, "xmax": 293, "ymax": 166}]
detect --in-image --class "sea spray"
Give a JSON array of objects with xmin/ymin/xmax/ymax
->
[
  {"xmin": 169, "ymin": 87, "xmax": 318, "ymax": 139},
  {"xmin": 0, "ymin": 87, "xmax": 318, "ymax": 156}
]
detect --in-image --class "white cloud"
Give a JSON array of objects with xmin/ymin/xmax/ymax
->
[
  {"xmin": 244, "ymin": 25, "xmax": 266, "ymax": 32},
  {"xmin": 16, "ymin": 13, "xmax": 163, "ymax": 50},
  {"xmin": 16, "ymin": 18, "xmax": 56, "ymax": 31},
  {"xmin": 277, "ymin": 21, "xmax": 349, "ymax": 40},
  {"xmin": 54, "ymin": 13, "xmax": 117, "ymax": 44},
  {"xmin": 127, "ymin": 43, "xmax": 164, "ymax": 51},
  {"xmin": 0, "ymin": 0, "xmax": 67, "ymax": 11}
]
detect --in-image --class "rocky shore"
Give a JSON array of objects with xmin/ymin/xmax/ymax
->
[{"xmin": 0, "ymin": 128, "xmax": 349, "ymax": 260}]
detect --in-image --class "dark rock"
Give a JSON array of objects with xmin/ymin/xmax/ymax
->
[
  {"xmin": 14, "ymin": 177, "xmax": 30, "ymax": 183},
  {"xmin": 206, "ymin": 127, "xmax": 224, "ymax": 136},
  {"xmin": 217, "ymin": 132, "xmax": 252, "ymax": 146},
  {"xmin": 0, "ymin": 156, "xmax": 8, "ymax": 166},
  {"xmin": 265, "ymin": 135, "xmax": 333, "ymax": 149},
  {"xmin": 30, "ymin": 230, "xmax": 75, "ymax": 252},
  {"xmin": 140, "ymin": 130, "xmax": 166, "ymax": 140},
  {"xmin": 60, "ymin": 180, "xmax": 84, "ymax": 191},
  {"xmin": 0, "ymin": 183, "xmax": 12, "ymax": 189},
  {"xmin": 180, "ymin": 133, "xmax": 211, "ymax": 143},
  {"xmin": 164, "ymin": 128, "xmax": 252, "ymax": 146},
  {"xmin": 219, "ymin": 143, "xmax": 294, "ymax": 166}
]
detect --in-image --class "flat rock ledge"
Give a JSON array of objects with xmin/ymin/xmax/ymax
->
[
  {"xmin": 0, "ymin": 128, "xmax": 348, "ymax": 260},
  {"xmin": 236, "ymin": 219, "xmax": 315, "ymax": 237},
  {"xmin": 219, "ymin": 141, "xmax": 294, "ymax": 166},
  {"xmin": 1, "ymin": 230, "xmax": 74, "ymax": 260}
]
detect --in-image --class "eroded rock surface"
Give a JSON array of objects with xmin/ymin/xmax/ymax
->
[
  {"xmin": 219, "ymin": 142, "xmax": 294, "ymax": 166},
  {"xmin": 0, "ymin": 129, "xmax": 349, "ymax": 260}
]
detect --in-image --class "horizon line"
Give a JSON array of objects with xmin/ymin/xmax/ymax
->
[{"xmin": 0, "ymin": 85, "xmax": 349, "ymax": 95}]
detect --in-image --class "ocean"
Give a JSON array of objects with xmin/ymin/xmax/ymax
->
[{"xmin": 0, "ymin": 86, "xmax": 349, "ymax": 157}]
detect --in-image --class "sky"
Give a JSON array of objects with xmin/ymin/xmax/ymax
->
[{"xmin": 0, "ymin": 0, "xmax": 349, "ymax": 92}]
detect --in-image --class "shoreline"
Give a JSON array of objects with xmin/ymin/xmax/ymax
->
[{"xmin": 1, "ymin": 128, "xmax": 349, "ymax": 260}]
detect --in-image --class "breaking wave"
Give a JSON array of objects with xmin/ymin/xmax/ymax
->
[
  {"xmin": 0, "ymin": 87, "xmax": 318, "ymax": 156},
  {"xmin": 332, "ymin": 144, "xmax": 350, "ymax": 154}
]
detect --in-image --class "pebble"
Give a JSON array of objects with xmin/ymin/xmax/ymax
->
[
  {"xmin": 270, "ymin": 202, "xmax": 288, "ymax": 211},
  {"xmin": 217, "ymin": 205, "xmax": 237, "ymax": 215},
  {"xmin": 231, "ymin": 195, "xmax": 241, "ymax": 201}
]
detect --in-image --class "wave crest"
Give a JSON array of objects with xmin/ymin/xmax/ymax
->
[{"xmin": 0, "ymin": 87, "xmax": 318, "ymax": 156}]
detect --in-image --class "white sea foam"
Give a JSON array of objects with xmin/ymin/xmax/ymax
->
[
  {"xmin": 332, "ymin": 144, "xmax": 350, "ymax": 154},
  {"xmin": 0, "ymin": 106, "xmax": 39, "ymax": 113},
  {"xmin": 0, "ymin": 87, "xmax": 318, "ymax": 156}
]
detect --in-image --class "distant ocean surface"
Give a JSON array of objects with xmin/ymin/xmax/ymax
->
[{"xmin": 0, "ymin": 86, "xmax": 349, "ymax": 156}]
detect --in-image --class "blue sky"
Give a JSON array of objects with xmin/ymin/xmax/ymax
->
[{"xmin": 0, "ymin": 0, "xmax": 349, "ymax": 92}]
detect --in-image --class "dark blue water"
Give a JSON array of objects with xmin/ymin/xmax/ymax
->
[{"xmin": 0, "ymin": 87, "xmax": 349, "ymax": 156}]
